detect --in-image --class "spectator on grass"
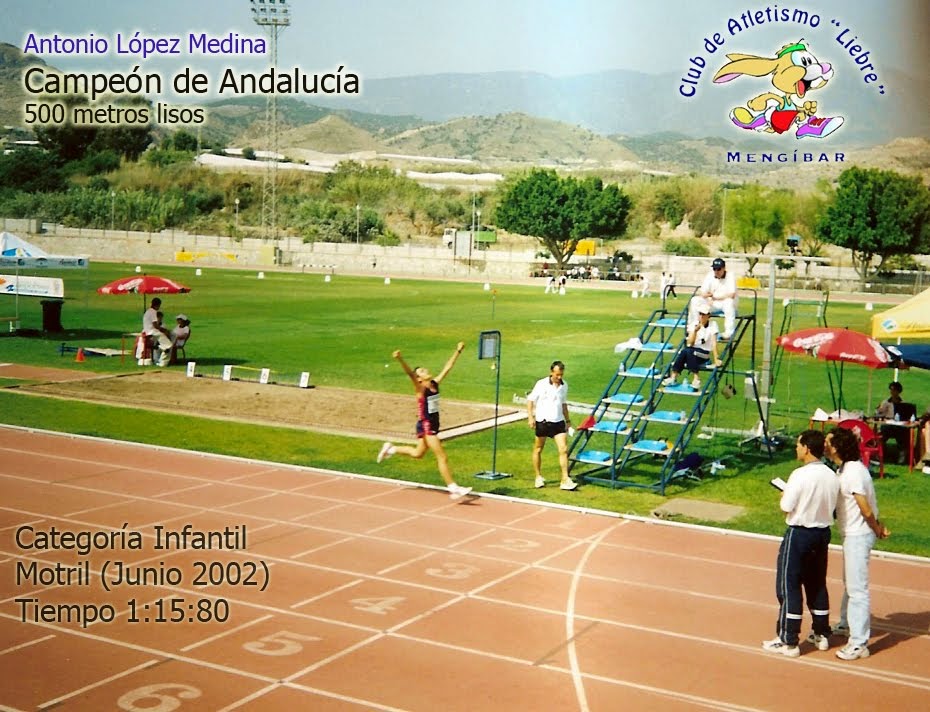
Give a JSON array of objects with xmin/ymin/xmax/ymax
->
[
  {"xmin": 762, "ymin": 429, "xmax": 838, "ymax": 658},
  {"xmin": 526, "ymin": 360, "xmax": 577, "ymax": 491},
  {"xmin": 825, "ymin": 427, "xmax": 890, "ymax": 661},
  {"xmin": 376, "ymin": 342, "xmax": 472, "ymax": 502}
]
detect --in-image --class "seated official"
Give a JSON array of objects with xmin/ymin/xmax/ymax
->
[
  {"xmin": 661, "ymin": 305, "xmax": 722, "ymax": 390},
  {"xmin": 876, "ymin": 381, "xmax": 915, "ymax": 463},
  {"xmin": 688, "ymin": 257, "xmax": 737, "ymax": 340},
  {"xmin": 151, "ymin": 311, "xmax": 174, "ymax": 367},
  {"xmin": 138, "ymin": 297, "xmax": 168, "ymax": 365},
  {"xmin": 169, "ymin": 314, "xmax": 191, "ymax": 365},
  {"xmin": 875, "ymin": 381, "xmax": 917, "ymax": 464},
  {"xmin": 874, "ymin": 381, "xmax": 903, "ymax": 420}
]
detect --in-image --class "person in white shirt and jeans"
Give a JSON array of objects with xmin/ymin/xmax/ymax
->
[
  {"xmin": 527, "ymin": 360, "xmax": 577, "ymax": 491},
  {"xmin": 825, "ymin": 428, "xmax": 890, "ymax": 660}
]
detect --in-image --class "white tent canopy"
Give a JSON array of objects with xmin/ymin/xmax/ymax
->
[
  {"xmin": 0, "ymin": 231, "xmax": 88, "ymax": 269},
  {"xmin": 0, "ymin": 231, "xmax": 48, "ymax": 258},
  {"xmin": 0, "ymin": 232, "xmax": 89, "ymax": 328}
]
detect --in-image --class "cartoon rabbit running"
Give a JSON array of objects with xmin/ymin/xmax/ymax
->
[{"xmin": 713, "ymin": 40, "xmax": 844, "ymax": 139}]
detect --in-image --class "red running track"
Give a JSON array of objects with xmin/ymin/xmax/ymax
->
[{"xmin": 1, "ymin": 425, "xmax": 928, "ymax": 711}]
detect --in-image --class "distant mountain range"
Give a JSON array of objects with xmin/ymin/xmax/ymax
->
[
  {"xmin": 2, "ymin": 41, "xmax": 928, "ymax": 186},
  {"xmin": 308, "ymin": 68, "xmax": 930, "ymax": 147},
  {"xmin": 0, "ymin": 43, "xmax": 45, "ymax": 130}
]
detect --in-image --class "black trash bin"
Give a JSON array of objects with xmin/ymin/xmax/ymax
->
[{"xmin": 40, "ymin": 299, "xmax": 64, "ymax": 332}]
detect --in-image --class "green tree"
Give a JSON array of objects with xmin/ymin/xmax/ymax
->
[
  {"xmin": 34, "ymin": 95, "xmax": 153, "ymax": 162},
  {"xmin": 817, "ymin": 167, "xmax": 930, "ymax": 283},
  {"xmin": 171, "ymin": 130, "xmax": 199, "ymax": 152},
  {"xmin": 789, "ymin": 180, "xmax": 832, "ymax": 275},
  {"xmin": 495, "ymin": 169, "xmax": 631, "ymax": 270},
  {"xmin": 619, "ymin": 179, "xmax": 659, "ymax": 239},
  {"xmin": 724, "ymin": 185, "xmax": 791, "ymax": 274},
  {"xmin": 323, "ymin": 160, "xmax": 422, "ymax": 210},
  {"xmin": 88, "ymin": 97, "xmax": 153, "ymax": 160},
  {"xmin": 655, "ymin": 182, "xmax": 686, "ymax": 228},
  {"xmin": 416, "ymin": 192, "xmax": 467, "ymax": 236},
  {"xmin": 0, "ymin": 148, "xmax": 66, "ymax": 193},
  {"xmin": 684, "ymin": 178, "xmax": 724, "ymax": 238},
  {"xmin": 33, "ymin": 96, "xmax": 98, "ymax": 161}
]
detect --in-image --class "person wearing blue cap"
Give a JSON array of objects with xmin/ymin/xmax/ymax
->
[{"xmin": 688, "ymin": 257, "xmax": 737, "ymax": 339}]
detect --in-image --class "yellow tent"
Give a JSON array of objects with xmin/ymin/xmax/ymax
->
[{"xmin": 871, "ymin": 287, "xmax": 930, "ymax": 340}]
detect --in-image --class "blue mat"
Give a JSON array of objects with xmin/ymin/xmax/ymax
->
[
  {"xmin": 576, "ymin": 450, "xmax": 612, "ymax": 463},
  {"xmin": 630, "ymin": 439, "xmax": 670, "ymax": 453},
  {"xmin": 591, "ymin": 420, "xmax": 628, "ymax": 434},
  {"xmin": 605, "ymin": 393, "xmax": 645, "ymax": 405},
  {"xmin": 649, "ymin": 410, "xmax": 687, "ymax": 423},
  {"xmin": 640, "ymin": 342, "xmax": 676, "ymax": 352},
  {"xmin": 664, "ymin": 383, "xmax": 699, "ymax": 393}
]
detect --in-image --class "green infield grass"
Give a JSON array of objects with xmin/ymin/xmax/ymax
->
[{"xmin": 2, "ymin": 262, "xmax": 928, "ymax": 556}]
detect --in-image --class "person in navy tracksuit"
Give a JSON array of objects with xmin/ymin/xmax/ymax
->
[{"xmin": 763, "ymin": 429, "xmax": 839, "ymax": 658}]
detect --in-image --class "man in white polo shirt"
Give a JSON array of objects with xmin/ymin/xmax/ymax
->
[
  {"xmin": 689, "ymin": 257, "xmax": 737, "ymax": 339},
  {"xmin": 137, "ymin": 297, "xmax": 170, "ymax": 366},
  {"xmin": 527, "ymin": 360, "xmax": 577, "ymax": 491}
]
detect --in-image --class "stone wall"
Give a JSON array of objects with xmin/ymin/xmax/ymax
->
[
  {"xmin": 21, "ymin": 224, "xmax": 558, "ymax": 281},
  {"xmin": 11, "ymin": 222, "xmax": 927, "ymax": 296}
]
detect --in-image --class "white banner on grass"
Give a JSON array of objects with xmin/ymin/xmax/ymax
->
[
  {"xmin": 0, "ymin": 256, "xmax": 88, "ymax": 269},
  {"xmin": 0, "ymin": 274, "xmax": 64, "ymax": 298}
]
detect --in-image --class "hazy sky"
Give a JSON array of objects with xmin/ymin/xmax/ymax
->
[{"xmin": 1, "ymin": 0, "xmax": 925, "ymax": 81}]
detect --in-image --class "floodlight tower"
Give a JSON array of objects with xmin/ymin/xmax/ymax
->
[{"xmin": 250, "ymin": 0, "xmax": 290, "ymax": 253}]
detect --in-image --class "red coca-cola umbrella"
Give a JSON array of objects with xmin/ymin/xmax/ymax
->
[
  {"xmin": 98, "ymin": 274, "xmax": 191, "ymax": 308},
  {"xmin": 778, "ymin": 327, "xmax": 891, "ymax": 367},
  {"xmin": 777, "ymin": 327, "xmax": 892, "ymax": 410},
  {"xmin": 98, "ymin": 275, "xmax": 192, "ymax": 361},
  {"xmin": 97, "ymin": 274, "xmax": 191, "ymax": 297}
]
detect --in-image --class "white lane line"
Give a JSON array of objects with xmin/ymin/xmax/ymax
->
[
  {"xmin": 181, "ymin": 613, "xmax": 273, "ymax": 652},
  {"xmin": 564, "ymin": 524, "xmax": 617, "ymax": 712},
  {"xmin": 37, "ymin": 658, "xmax": 162, "ymax": 710},
  {"xmin": 0, "ymin": 633, "xmax": 55, "ymax": 656},
  {"xmin": 290, "ymin": 578, "xmax": 363, "ymax": 610}
]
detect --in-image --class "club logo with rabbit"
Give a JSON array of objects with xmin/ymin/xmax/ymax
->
[{"xmin": 713, "ymin": 40, "xmax": 844, "ymax": 139}]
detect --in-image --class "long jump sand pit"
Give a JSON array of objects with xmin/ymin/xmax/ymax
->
[{"xmin": 15, "ymin": 368, "xmax": 519, "ymax": 440}]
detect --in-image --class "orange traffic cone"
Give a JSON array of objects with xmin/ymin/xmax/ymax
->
[{"xmin": 75, "ymin": 348, "xmax": 85, "ymax": 363}]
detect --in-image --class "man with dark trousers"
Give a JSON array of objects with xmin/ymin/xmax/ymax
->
[{"xmin": 763, "ymin": 429, "xmax": 839, "ymax": 657}]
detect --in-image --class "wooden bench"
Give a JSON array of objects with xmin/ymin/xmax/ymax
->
[{"xmin": 1, "ymin": 316, "xmax": 20, "ymax": 333}]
